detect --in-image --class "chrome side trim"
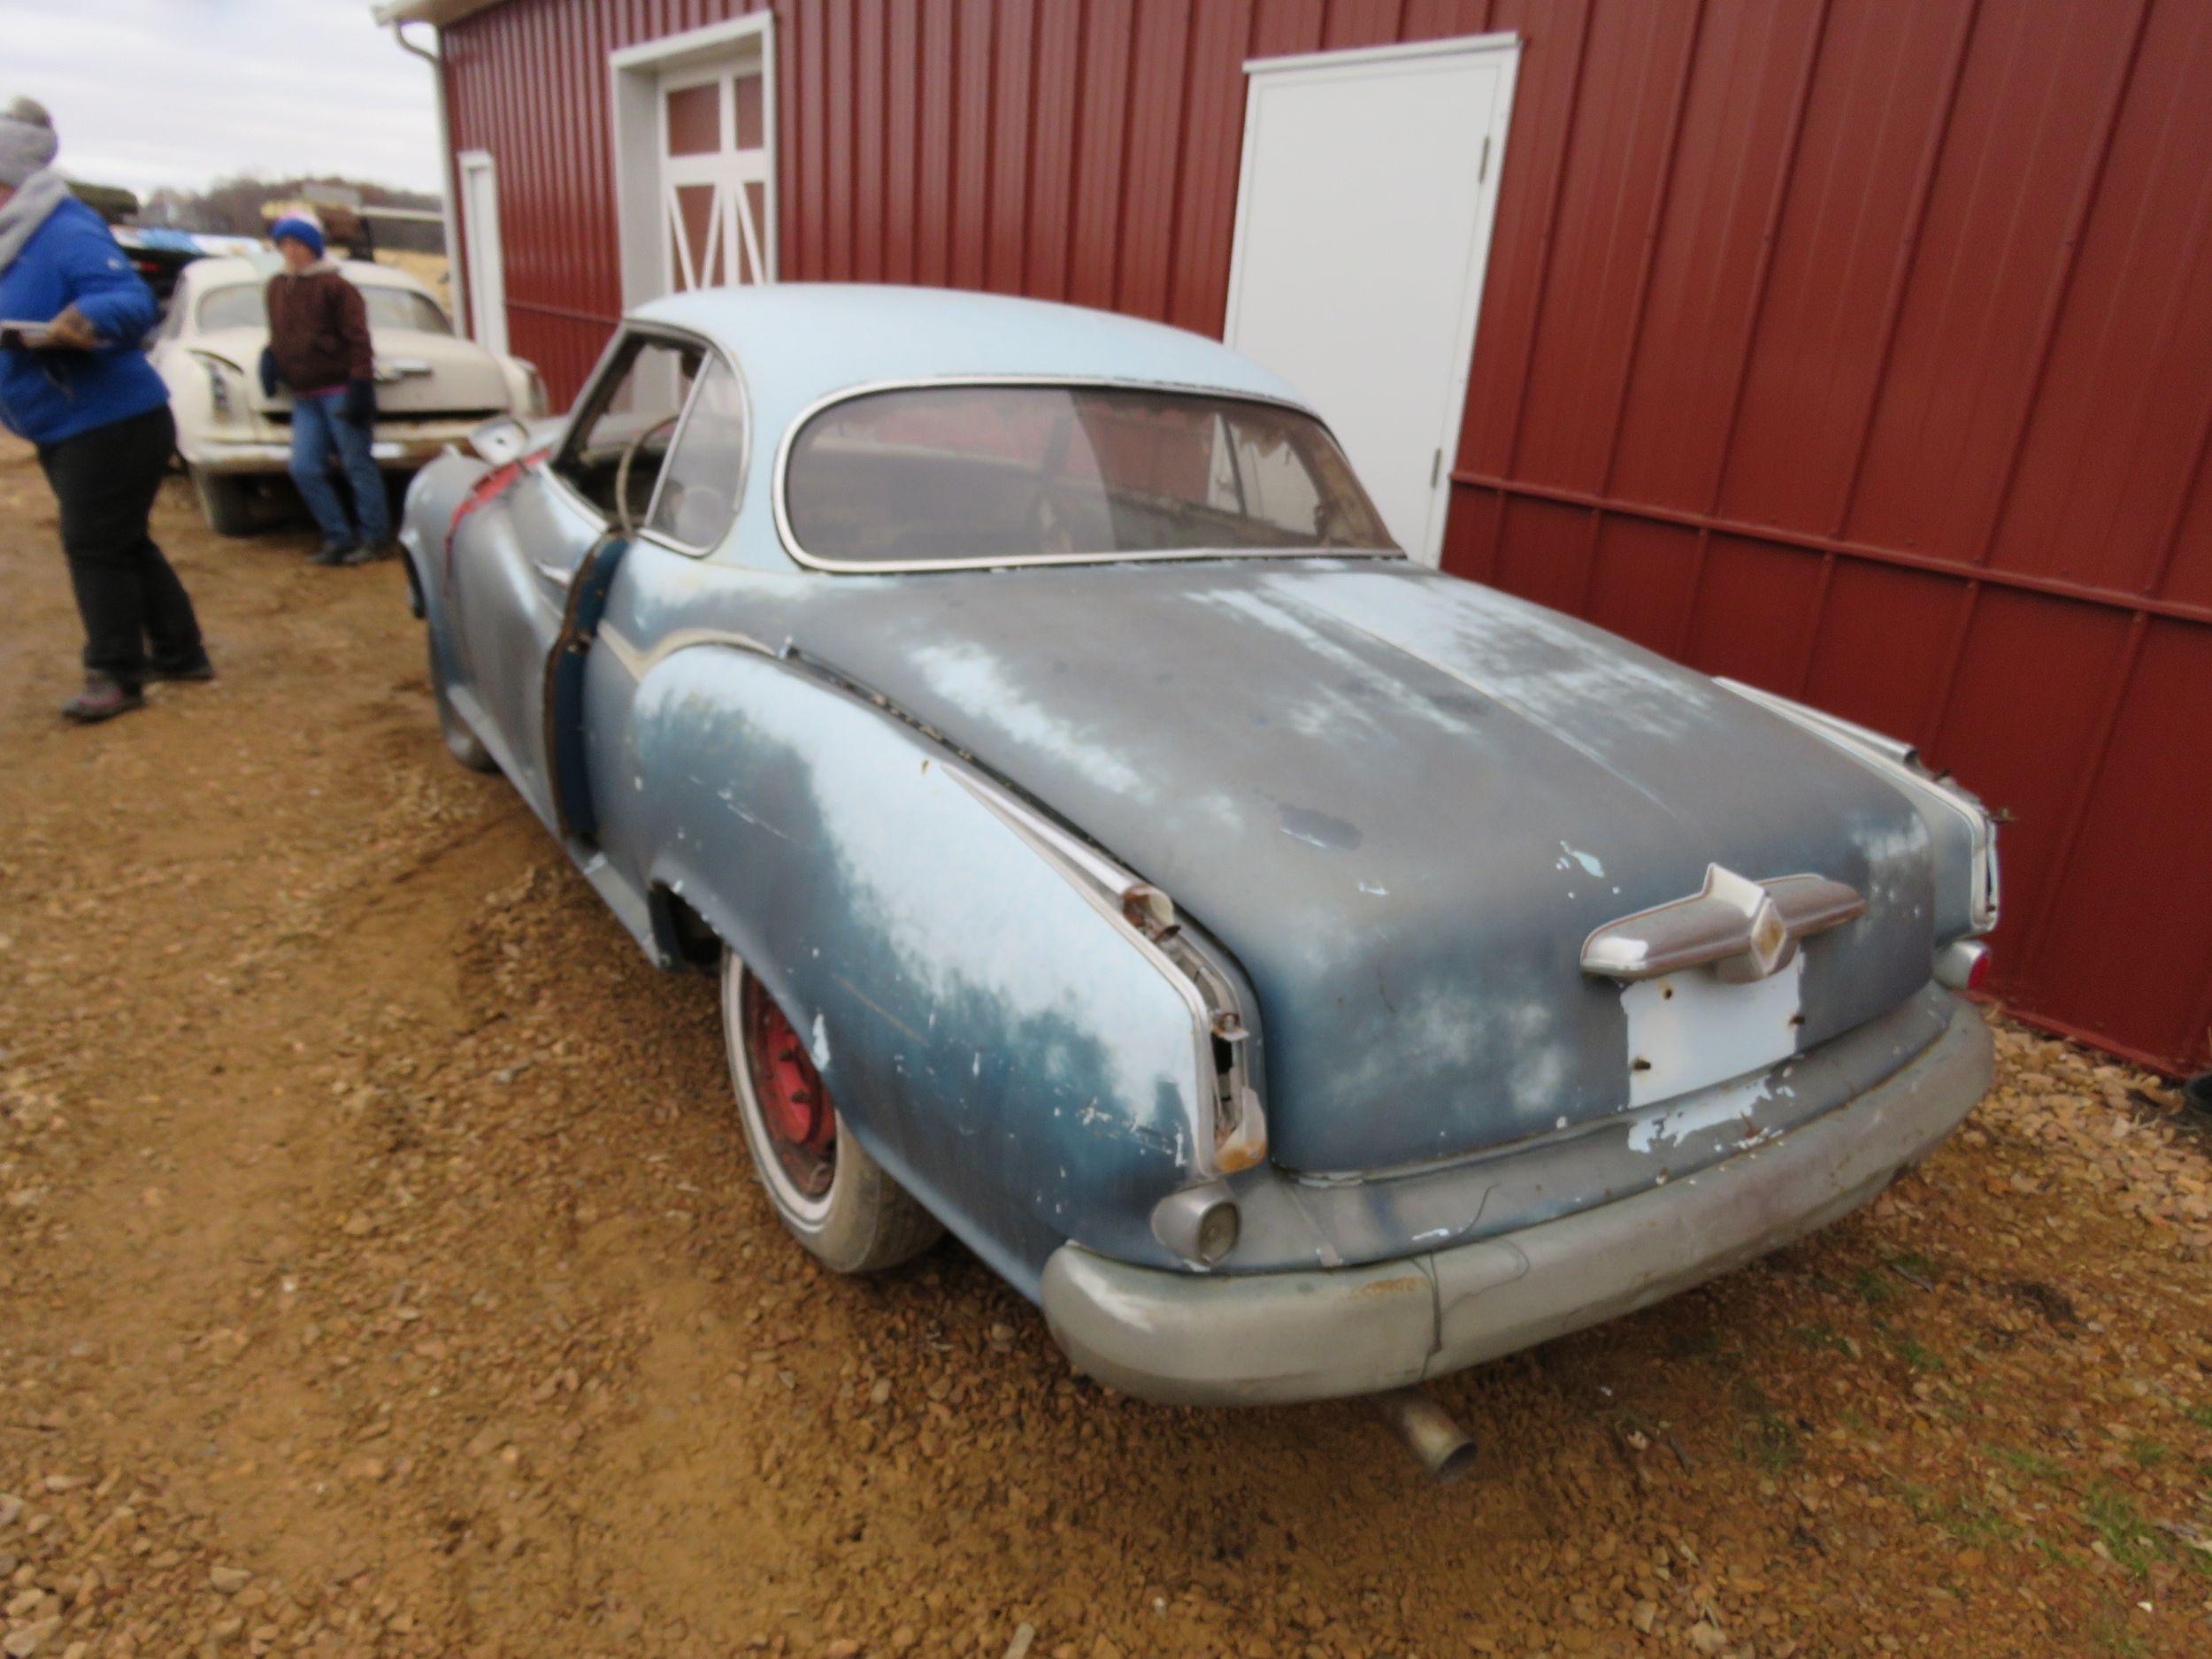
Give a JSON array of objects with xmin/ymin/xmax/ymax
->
[
  {"xmin": 949, "ymin": 766, "xmax": 1268, "ymax": 1179},
  {"xmin": 587, "ymin": 618, "xmax": 1265, "ymax": 1178},
  {"xmin": 1581, "ymin": 864, "xmax": 1864, "ymax": 984},
  {"xmin": 769, "ymin": 373, "xmax": 1405, "ymax": 574},
  {"xmin": 1717, "ymin": 677, "xmax": 1999, "ymax": 933}
]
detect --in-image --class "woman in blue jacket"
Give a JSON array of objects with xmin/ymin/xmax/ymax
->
[{"xmin": 0, "ymin": 97, "xmax": 209, "ymax": 723}]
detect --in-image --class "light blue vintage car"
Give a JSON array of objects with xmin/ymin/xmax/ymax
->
[{"xmin": 399, "ymin": 285, "xmax": 1998, "ymax": 1443}]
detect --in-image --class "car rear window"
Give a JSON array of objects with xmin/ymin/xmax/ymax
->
[
  {"xmin": 781, "ymin": 384, "xmax": 1398, "ymax": 568},
  {"xmin": 195, "ymin": 283, "xmax": 450, "ymax": 336},
  {"xmin": 195, "ymin": 285, "xmax": 265, "ymax": 333},
  {"xmin": 363, "ymin": 289, "xmax": 452, "ymax": 335}
]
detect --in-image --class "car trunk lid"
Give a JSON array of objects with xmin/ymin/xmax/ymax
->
[
  {"xmin": 363, "ymin": 330, "xmax": 511, "ymax": 419},
  {"xmin": 202, "ymin": 326, "xmax": 510, "ymax": 420},
  {"xmin": 785, "ymin": 559, "xmax": 1939, "ymax": 1174}
]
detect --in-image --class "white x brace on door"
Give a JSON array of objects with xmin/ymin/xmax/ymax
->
[{"xmin": 657, "ymin": 61, "xmax": 772, "ymax": 293}]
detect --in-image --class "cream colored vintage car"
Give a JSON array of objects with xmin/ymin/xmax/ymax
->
[{"xmin": 150, "ymin": 255, "xmax": 544, "ymax": 535}]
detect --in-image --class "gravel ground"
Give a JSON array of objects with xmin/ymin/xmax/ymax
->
[{"xmin": 1, "ymin": 437, "xmax": 2208, "ymax": 1659}]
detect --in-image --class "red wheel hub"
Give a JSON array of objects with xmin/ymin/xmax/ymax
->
[{"xmin": 741, "ymin": 977, "xmax": 836, "ymax": 1198}]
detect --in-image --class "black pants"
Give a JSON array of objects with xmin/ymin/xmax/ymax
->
[{"xmin": 36, "ymin": 403, "xmax": 204, "ymax": 693}]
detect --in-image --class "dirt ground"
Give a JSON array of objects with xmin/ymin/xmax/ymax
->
[{"xmin": 1, "ymin": 436, "xmax": 2208, "ymax": 1659}]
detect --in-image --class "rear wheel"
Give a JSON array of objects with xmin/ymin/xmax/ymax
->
[
  {"xmin": 722, "ymin": 953, "xmax": 941, "ymax": 1273},
  {"xmin": 190, "ymin": 466, "xmax": 262, "ymax": 537},
  {"xmin": 426, "ymin": 630, "xmax": 496, "ymax": 773}
]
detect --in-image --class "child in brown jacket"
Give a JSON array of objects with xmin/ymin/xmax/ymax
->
[{"xmin": 261, "ymin": 216, "xmax": 387, "ymax": 565}]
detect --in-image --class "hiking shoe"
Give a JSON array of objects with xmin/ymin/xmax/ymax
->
[
  {"xmin": 62, "ymin": 673, "xmax": 145, "ymax": 724},
  {"xmin": 145, "ymin": 656, "xmax": 216, "ymax": 684},
  {"xmin": 309, "ymin": 541, "xmax": 357, "ymax": 567}
]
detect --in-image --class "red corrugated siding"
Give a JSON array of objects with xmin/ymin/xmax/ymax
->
[{"xmin": 441, "ymin": 0, "xmax": 2212, "ymax": 1076}]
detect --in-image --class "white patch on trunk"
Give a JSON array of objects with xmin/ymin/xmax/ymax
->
[
  {"xmin": 1621, "ymin": 954, "xmax": 1802, "ymax": 1110},
  {"xmin": 1556, "ymin": 841, "xmax": 1606, "ymax": 877},
  {"xmin": 809, "ymin": 1012, "xmax": 831, "ymax": 1070}
]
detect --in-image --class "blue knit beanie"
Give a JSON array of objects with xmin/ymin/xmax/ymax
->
[{"xmin": 270, "ymin": 216, "xmax": 325, "ymax": 258}]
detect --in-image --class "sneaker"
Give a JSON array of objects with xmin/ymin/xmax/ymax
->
[
  {"xmin": 339, "ymin": 543, "xmax": 383, "ymax": 567},
  {"xmin": 61, "ymin": 673, "xmax": 145, "ymax": 724},
  {"xmin": 145, "ymin": 656, "xmax": 216, "ymax": 684},
  {"xmin": 309, "ymin": 541, "xmax": 357, "ymax": 567}
]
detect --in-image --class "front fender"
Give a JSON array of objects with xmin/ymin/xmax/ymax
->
[
  {"xmin": 624, "ymin": 645, "xmax": 1216, "ymax": 1294},
  {"xmin": 396, "ymin": 448, "xmax": 489, "ymax": 644}
]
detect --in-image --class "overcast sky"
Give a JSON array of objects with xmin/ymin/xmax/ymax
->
[{"xmin": 2, "ymin": 0, "xmax": 444, "ymax": 199}]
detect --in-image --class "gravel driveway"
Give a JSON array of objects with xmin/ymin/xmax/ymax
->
[{"xmin": 1, "ymin": 437, "xmax": 2207, "ymax": 1659}]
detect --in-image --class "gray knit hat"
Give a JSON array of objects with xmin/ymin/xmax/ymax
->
[{"xmin": 0, "ymin": 97, "xmax": 59, "ymax": 188}]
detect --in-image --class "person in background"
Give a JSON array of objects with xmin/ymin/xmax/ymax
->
[
  {"xmin": 0, "ymin": 96, "xmax": 211, "ymax": 724},
  {"xmin": 260, "ymin": 215, "xmax": 388, "ymax": 566}
]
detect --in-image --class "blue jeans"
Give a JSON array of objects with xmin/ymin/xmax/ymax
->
[{"xmin": 288, "ymin": 388, "xmax": 389, "ymax": 548}]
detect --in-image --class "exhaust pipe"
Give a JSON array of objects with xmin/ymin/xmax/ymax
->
[{"xmin": 1370, "ymin": 1386, "xmax": 1479, "ymax": 1483}]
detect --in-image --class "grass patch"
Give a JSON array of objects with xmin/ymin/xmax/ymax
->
[
  {"xmin": 2086, "ymin": 1615, "xmax": 2147, "ymax": 1658},
  {"xmin": 1888, "ymin": 1250, "xmax": 1937, "ymax": 1284},
  {"xmin": 1991, "ymin": 1443, "xmax": 2066, "ymax": 1485},
  {"xmin": 1793, "ymin": 1322, "xmax": 1852, "ymax": 1356},
  {"xmin": 1855, "ymin": 1267, "xmax": 1897, "ymax": 1307},
  {"xmin": 2183, "ymin": 1402, "xmax": 2212, "ymax": 1432},
  {"xmin": 1891, "ymin": 1333, "xmax": 1944, "ymax": 1373},
  {"xmin": 1731, "ymin": 1377, "xmax": 1801, "ymax": 1471},
  {"xmin": 2082, "ymin": 1486, "xmax": 2161, "ymax": 1578},
  {"xmin": 1738, "ymin": 1409, "xmax": 1801, "ymax": 1472},
  {"xmin": 1901, "ymin": 1484, "xmax": 2018, "ymax": 1547},
  {"xmin": 2032, "ymin": 1536, "xmax": 2083, "ymax": 1571},
  {"xmin": 2125, "ymin": 1439, "xmax": 2170, "ymax": 1469}
]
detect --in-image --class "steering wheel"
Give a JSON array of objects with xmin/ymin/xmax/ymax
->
[
  {"xmin": 613, "ymin": 411, "xmax": 685, "ymax": 536},
  {"xmin": 1022, "ymin": 476, "xmax": 1085, "ymax": 556}
]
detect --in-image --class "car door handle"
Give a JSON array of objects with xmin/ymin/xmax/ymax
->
[{"xmin": 532, "ymin": 558, "xmax": 576, "ymax": 595}]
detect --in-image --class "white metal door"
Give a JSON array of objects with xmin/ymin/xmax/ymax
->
[
  {"xmin": 457, "ymin": 150, "xmax": 507, "ymax": 357},
  {"xmin": 657, "ymin": 62, "xmax": 772, "ymax": 294},
  {"xmin": 1225, "ymin": 35, "xmax": 1518, "ymax": 566}
]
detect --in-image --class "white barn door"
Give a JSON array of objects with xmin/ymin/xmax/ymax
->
[
  {"xmin": 1225, "ymin": 35, "xmax": 1519, "ymax": 566},
  {"xmin": 610, "ymin": 14, "xmax": 779, "ymax": 311},
  {"xmin": 657, "ymin": 61, "xmax": 772, "ymax": 293}
]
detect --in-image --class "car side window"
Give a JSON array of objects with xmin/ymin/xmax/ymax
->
[
  {"xmin": 552, "ymin": 334, "xmax": 705, "ymax": 523},
  {"xmin": 645, "ymin": 355, "xmax": 745, "ymax": 551}
]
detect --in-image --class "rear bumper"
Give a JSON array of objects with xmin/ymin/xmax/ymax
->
[
  {"xmin": 184, "ymin": 428, "xmax": 475, "ymax": 474},
  {"xmin": 1041, "ymin": 996, "xmax": 1992, "ymax": 1406}
]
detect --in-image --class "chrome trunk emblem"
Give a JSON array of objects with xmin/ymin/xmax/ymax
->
[{"xmin": 1581, "ymin": 864, "xmax": 1864, "ymax": 984}]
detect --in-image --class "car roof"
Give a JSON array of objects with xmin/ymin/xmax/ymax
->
[{"xmin": 628, "ymin": 283, "xmax": 1310, "ymax": 436}]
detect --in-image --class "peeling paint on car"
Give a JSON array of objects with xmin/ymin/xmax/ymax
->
[
  {"xmin": 407, "ymin": 286, "xmax": 1994, "ymax": 1305},
  {"xmin": 1626, "ymin": 1072, "xmax": 1770, "ymax": 1155},
  {"xmin": 1277, "ymin": 804, "xmax": 1363, "ymax": 853},
  {"xmin": 1557, "ymin": 841, "xmax": 1606, "ymax": 878}
]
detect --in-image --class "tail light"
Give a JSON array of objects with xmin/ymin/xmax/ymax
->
[{"xmin": 1934, "ymin": 938, "xmax": 1991, "ymax": 993}]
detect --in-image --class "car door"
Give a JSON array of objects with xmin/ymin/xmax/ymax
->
[
  {"xmin": 577, "ymin": 349, "xmax": 750, "ymax": 895},
  {"xmin": 450, "ymin": 326, "xmax": 704, "ymax": 821}
]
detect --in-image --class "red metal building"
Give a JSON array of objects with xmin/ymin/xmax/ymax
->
[{"xmin": 376, "ymin": 0, "xmax": 2212, "ymax": 1077}]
